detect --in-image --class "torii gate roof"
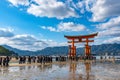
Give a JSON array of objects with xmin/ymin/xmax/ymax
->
[{"xmin": 64, "ymin": 32, "xmax": 98, "ymax": 39}]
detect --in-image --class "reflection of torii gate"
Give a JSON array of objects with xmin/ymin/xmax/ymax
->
[
  {"xmin": 64, "ymin": 33, "xmax": 98, "ymax": 57},
  {"xmin": 69, "ymin": 61, "xmax": 93, "ymax": 80}
]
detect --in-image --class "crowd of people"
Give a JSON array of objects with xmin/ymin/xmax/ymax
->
[
  {"xmin": 55, "ymin": 56, "xmax": 67, "ymax": 61},
  {"xmin": 0, "ymin": 56, "xmax": 11, "ymax": 67},
  {"xmin": 17, "ymin": 56, "xmax": 53, "ymax": 64},
  {"xmin": 0, "ymin": 55, "xmax": 99, "ymax": 67},
  {"xmin": 79, "ymin": 56, "xmax": 96, "ymax": 60}
]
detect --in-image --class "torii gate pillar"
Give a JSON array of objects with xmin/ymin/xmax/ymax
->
[
  {"xmin": 68, "ymin": 39, "xmax": 76, "ymax": 57},
  {"xmin": 85, "ymin": 45, "xmax": 91, "ymax": 56}
]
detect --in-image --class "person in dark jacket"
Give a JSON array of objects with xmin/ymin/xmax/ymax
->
[
  {"xmin": 28, "ymin": 56, "xmax": 31, "ymax": 64},
  {"xmin": 0, "ymin": 57, "xmax": 2, "ymax": 66},
  {"xmin": 3, "ymin": 58, "xmax": 6, "ymax": 67},
  {"xmin": 6, "ymin": 56, "xmax": 10, "ymax": 67}
]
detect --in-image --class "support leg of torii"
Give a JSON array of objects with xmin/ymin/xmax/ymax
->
[
  {"xmin": 85, "ymin": 45, "xmax": 91, "ymax": 56},
  {"xmin": 69, "ymin": 45, "xmax": 76, "ymax": 60},
  {"xmin": 68, "ymin": 39, "xmax": 76, "ymax": 60},
  {"xmin": 85, "ymin": 44, "xmax": 92, "ymax": 60},
  {"xmin": 84, "ymin": 38, "xmax": 92, "ymax": 60}
]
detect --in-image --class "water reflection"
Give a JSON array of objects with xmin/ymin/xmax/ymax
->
[
  {"xmin": 0, "ymin": 61, "xmax": 120, "ymax": 80},
  {"xmin": 69, "ymin": 61, "xmax": 76, "ymax": 80},
  {"xmin": 69, "ymin": 61, "xmax": 93, "ymax": 80},
  {"xmin": 69, "ymin": 61, "xmax": 76, "ymax": 73},
  {"xmin": 37, "ymin": 64, "xmax": 52, "ymax": 72},
  {"xmin": 84, "ymin": 62, "xmax": 92, "ymax": 80}
]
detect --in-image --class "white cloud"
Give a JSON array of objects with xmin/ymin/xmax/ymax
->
[
  {"xmin": 58, "ymin": 22, "xmax": 85, "ymax": 31},
  {"xmin": 0, "ymin": 28, "xmax": 14, "ymax": 37},
  {"xmin": 103, "ymin": 37, "xmax": 120, "ymax": 44},
  {"xmin": 84, "ymin": 0, "xmax": 120, "ymax": 22},
  {"xmin": 0, "ymin": 28, "xmax": 67, "ymax": 51},
  {"xmin": 42, "ymin": 39, "xmax": 67, "ymax": 47},
  {"xmin": 97, "ymin": 16, "xmax": 120, "ymax": 38},
  {"xmin": 7, "ymin": 0, "xmax": 120, "ymax": 21},
  {"xmin": 10, "ymin": 34, "xmax": 37, "ymax": 45},
  {"xmin": 41, "ymin": 22, "xmax": 86, "ymax": 32},
  {"xmin": 89, "ymin": 0, "xmax": 107, "ymax": 22},
  {"xmin": 76, "ymin": 1, "xmax": 86, "ymax": 14},
  {"xmin": 76, "ymin": 0, "xmax": 120, "ymax": 22},
  {"xmin": 97, "ymin": 16, "xmax": 120, "ymax": 29},
  {"xmin": 7, "ymin": 0, "xmax": 78, "ymax": 19},
  {"xmin": 95, "ymin": 16, "xmax": 120, "ymax": 44},
  {"xmin": 41, "ymin": 26, "xmax": 56, "ymax": 32},
  {"xmin": 0, "ymin": 34, "xmax": 47, "ymax": 51},
  {"xmin": 99, "ymin": 27, "xmax": 120, "ymax": 37},
  {"xmin": 8, "ymin": 0, "xmax": 29, "ymax": 6},
  {"xmin": 27, "ymin": 0, "xmax": 78, "ymax": 19}
]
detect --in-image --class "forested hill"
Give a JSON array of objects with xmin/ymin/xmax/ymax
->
[
  {"xmin": 91, "ymin": 43, "xmax": 120, "ymax": 55},
  {"xmin": 35, "ymin": 46, "xmax": 68, "ymax": 55},
  {"xmin": 0, "ymin": 46, "xmax": 17, "ymax": 56},
  {"xmin": 36, "ymin": 43, "xmax": 120, "ymax": 56}
]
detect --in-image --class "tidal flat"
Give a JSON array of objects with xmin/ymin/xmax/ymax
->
[{"xmin": 0, "ymin": 61, "xmax": 120, "ymax": 80}]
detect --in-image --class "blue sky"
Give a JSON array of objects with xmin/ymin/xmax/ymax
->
[{"xmin": 0, "ymin": 0, "xmax": 120, "ymax": 51}]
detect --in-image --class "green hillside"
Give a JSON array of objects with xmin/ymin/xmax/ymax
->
[{"xmin": 0, "ymin": 46, "xmax": 17, "ymax": 56}]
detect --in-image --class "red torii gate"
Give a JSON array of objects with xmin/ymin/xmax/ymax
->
[{"xmin": 64, "ymin": 33, "xmax": 98, "ymax": 57}]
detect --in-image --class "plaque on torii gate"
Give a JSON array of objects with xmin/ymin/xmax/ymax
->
[{"xmin": 64, "ymin": 33, "xmax": 98, "ymax": 57}]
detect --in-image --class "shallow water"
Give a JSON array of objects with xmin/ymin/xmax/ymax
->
[{"xmin": 0, "ymin": 61, "xmax": 120, "ymax": 80}]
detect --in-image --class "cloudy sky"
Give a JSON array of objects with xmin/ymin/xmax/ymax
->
[{"xmin": 0, "ymin": 0, "xmax": 120, "ymax": 51}]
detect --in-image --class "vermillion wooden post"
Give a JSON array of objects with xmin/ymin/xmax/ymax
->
[
  {"xmin": 69, "ymin": 39, "xmax": 76, "ymax": 57},
  {"xmin": 85, "ymin": 45, "xmax": 91, "ymax": 56},
  {"xmin": 71, "ymin": 39, "xmax": 74, "ymax": 57},
  {"xmin": 85, "ymin": 38, "xmax": 90, "ymax": 56}
]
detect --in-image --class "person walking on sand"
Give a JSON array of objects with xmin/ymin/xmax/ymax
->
[
  {"xmin": 28, "ymin": 56, "xmax": 31, "ymax": 64},
  {"xmin": 3, "ymin": 57, "xmax": 6, "ymax": 67},
  {"xmin": 0, "ymin": 57, "xmax": 2, "ymax": 66},
  {"xmin": 6, "ymin": 56, "xmax": 10, "ymax": 67}
]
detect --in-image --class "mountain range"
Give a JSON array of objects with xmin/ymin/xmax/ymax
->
[{"xmin": 2, "ymin": 43, "xmax": 120, "ymax": 56}]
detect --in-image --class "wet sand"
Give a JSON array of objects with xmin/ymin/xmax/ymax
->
[{"xmin": 0, "ymin": 61, "xmax": 120, "ymax": 80}]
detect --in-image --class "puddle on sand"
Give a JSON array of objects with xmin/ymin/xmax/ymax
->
[{"xmin": 0, "ymin": 61, "xmax": 120, "ymax": 80}]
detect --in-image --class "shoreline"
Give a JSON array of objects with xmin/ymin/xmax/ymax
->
[{"xmin": 6, "ymin": 59, "xmax": 115, "ymax": 67}]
